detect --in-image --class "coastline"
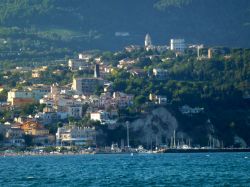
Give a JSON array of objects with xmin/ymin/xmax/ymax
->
[{"xmin": 1, "ymin": 148, "xmax": 250, "ymax": 157}]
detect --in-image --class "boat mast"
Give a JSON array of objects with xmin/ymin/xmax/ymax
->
[
  {"xmin": 173, "ymin": 130, "xmax": 176, "ymax": 148},
  {"xmin": 126, "ymin": 121, "xmax": 130, "ymax": 148}
]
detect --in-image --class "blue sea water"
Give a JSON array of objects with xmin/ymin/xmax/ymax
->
[{"xmin": 0, "ymin": 153, "xmax": 250, "ymax": 187}]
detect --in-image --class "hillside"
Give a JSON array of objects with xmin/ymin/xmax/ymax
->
[{"xmin": 0, "ymin": 0, "xmax": 249, "ymax": 60}]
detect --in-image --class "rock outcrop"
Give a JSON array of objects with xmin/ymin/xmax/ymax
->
[{"xmin": 128, "ymin": 107, "xmax": 180, "ymax": 145}]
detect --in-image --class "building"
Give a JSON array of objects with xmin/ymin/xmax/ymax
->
[
  {"xmin": 170, "ymin": 39, "xmax": 186, "ymax": 52},
  {"xmin": 5, "ymin": 126, "xmax": 25, "ymax": 146},
  {"xmin": 113, "ymin": 92, "xmax": 134, "ymax": 108},
  {"xmin": 90, "ymin": 110, "xmax": 117, "ymax": 125},
  {"xmin": 53, "ymin": 94, "xmax": 83, "ymax": 118},
  {"xmin": 32, "ymin": 70, "xmax": 41, "ymax": 78},
  {"xmin": 179, "ymin": 105, "xmax": 204, "ymax": 115},
  {"xmin": 72, "ymin": 77, "xmax": 104, "ymax": 95},
  {"xmin": 68, "ymin": 59, "xmax": 88, "ymax": 71},
  {"xmin": 67, "ymin": 105, "xmax": 83, "ymax": 118},
  {"xmin": 152, "ymin": 68, "xmax": 168, "ymax": 80},
  {"xmin": 35, "ymin": 109, "xmax": 58, "ymax": 125},
  {"xmin": 21, "ymin": 121, "xmax": 49, "ymax": 136},
  {"xmin": 7, "ymin": 89, "xmax": 35, "ymax": 106},
  {"xmin": 56, "ymin": 125, "xmax": 96, "ymax": 146},
  {"xmin": 104, "ymin": 83, "xmax": 113, "ymax": 93},
  {"xmin": 28, "ymin": 84, "xmax": 51, "ymax": 101},
  {"xmin": 117, "ymin": 58, "xmax": 137, "ymax": 69},
  {"xmin": 78, "ymin": 53, "xmax": 93, "ymax": 61},
  {"xmin": 20, "ymin": 121, "xmax": 54, "ymax": 145},
  {"xmin": 149, "ymin": 94, "xmax": 167, "ymax": 105},
  {"xmin": 31, "ymin": 66, "xmax": 48, "ymax": 78}
]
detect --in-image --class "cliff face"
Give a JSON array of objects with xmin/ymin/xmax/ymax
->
[
  {"xmin": 130, "ymin": 108, "xmax": 250, "ymax": 147},
  {"xmin": 97, "ymin": 106, "xmax": 249, "ymax": 147},
  {"xmin": 130, "ymin": 107, "xmax": 179, "ymax": 145}
]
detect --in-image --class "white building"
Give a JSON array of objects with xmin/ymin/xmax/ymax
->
[
  {"xmin": 149, "ymin": 94, "xmax": 167, "ymax": 105},
  {"xmin": 68, "ymin": 59, "xmax": 88, "ymax": 71},
  {"xmin": 152, "ymin": 68, "xmax": 168, "ymax": 80},
  {"xmin": 40, "ymin": 97, "xmax": 54, "ymax": 107},
  {"xmin": 170, "ymin": 39, "xmax": 186, "ymax": 52},
  {"xmin": 78, "ymin": 53, "xmax": 93, "ymax": 61},
  {"xmin": 117, "ymin": 58, "xmax": 137, "ymax": 69},
  {"xmin": 90, "ymin": 110, "xmax": 117, "ymax": 125},
  {"xmin": 56, "ymin": 125, "xmax": 96, "ymax": 146}
]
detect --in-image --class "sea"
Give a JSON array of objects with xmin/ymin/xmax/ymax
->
[{"xmin": 0, "ymin": 153, "xmax": 250, "ymax": 187}]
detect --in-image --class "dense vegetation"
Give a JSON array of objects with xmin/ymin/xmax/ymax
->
[{"xmin": 0, "ymin": 0, "xmax": 249, "ymax": 63}]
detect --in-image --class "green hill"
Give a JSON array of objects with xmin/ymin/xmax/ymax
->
[{"xmin": 0, "ymin": 0, "xmax": 249, "ymax": 60}]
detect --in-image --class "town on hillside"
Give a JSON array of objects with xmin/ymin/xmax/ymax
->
[{"xmin": 0, "ymin": 34, "xmax": 249, "ymax": 154}]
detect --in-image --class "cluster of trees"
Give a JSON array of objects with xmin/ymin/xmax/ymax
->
[
  {"xmin": 0, "ymin": 0, "xmax": 54, "ymax": 26},
  {"xmin": 109, "ymin": 48, "xmax": 249, "ymax": 105}
]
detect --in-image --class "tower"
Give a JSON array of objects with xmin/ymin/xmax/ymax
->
[
  {"xmin": 94, "ymin": 64, "xmax": 100, "ymax": 78},
  {"xmin": 145, "ymin": 34, "xmax": 152, "ymax": 47},
  {"xmin": 197, "ymin": 45, "xmax": 204, "ymax": 58},
  {"xmin": 208, "ymin": 48, "xmax": 213, "ymax": 59}
]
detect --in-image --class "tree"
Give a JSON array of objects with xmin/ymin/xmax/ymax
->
[
  {"xmin": 24, "ymin": 135, "xmax": 33, "ymax": 147},
  {"xmin": 0, "ymin": 89, "xmax": 7, "ymax": 102},
  {"xmin": 0, "ymin": 134, "xmax": 4, "ymax": 142},
  {"xmin": 134, "ymin": 95, "xmax": 147, "ymax": 106}
]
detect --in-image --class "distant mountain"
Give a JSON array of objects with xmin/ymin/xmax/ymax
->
[{"xmin": 0, "ymin": 0, "xmax": 249, "ymax": 51}]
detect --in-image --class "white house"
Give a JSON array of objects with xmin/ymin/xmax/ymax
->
[
  {"xmin": 90, "ymin": 110, "xmax": 117, "ymax": 125},
  {"xmin": 149, "ymin": 94, "xmax": 167, "ymax": 105},
  {"xmin": 152, "ymin": 68, "xmax": 168, "ymax": 80},
  {"xmin": 68, "ymin": 59, "xmax": 88, "ymax": 71},
  {"xmin": 56, "ymin": 125, "xmax": 96, "ymax": 146}
]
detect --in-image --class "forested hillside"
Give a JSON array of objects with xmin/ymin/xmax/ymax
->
[{"xmin": 0, "ymin": 0, "xmax": 249, "ymax": 58}]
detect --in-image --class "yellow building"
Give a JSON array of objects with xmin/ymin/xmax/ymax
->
[{"xmin": 21, "ymin": 121, "xmax": 49, "ymax": 136}]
